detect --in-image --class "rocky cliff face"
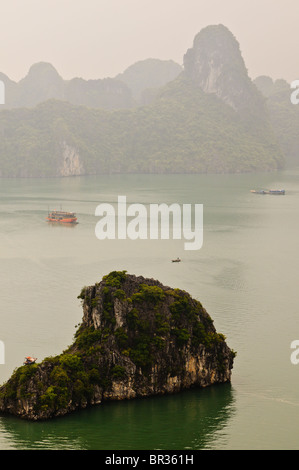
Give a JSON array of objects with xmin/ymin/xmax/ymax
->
[
  {"xmin": 183, "ymin": 24, "xmax": 266, "ymax": 117},
  {"xmin": 59, "ymin": 142, "xmax": 84, "ymax": 176},
  {"xmin": 0, "ymin": 271, "xmax": 235, "ymax": 420}
]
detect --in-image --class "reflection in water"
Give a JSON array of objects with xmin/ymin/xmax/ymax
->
[
  {"xmin": 0, "ymin": 385, "xmax": 235, "ymax": 450},
  {"xmin": 46, "ymin": 222, "xmax": 78, "ymax": 229}
]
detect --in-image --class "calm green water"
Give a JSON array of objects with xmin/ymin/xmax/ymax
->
[{"xmin": 0, "ymin": 172, "xmax": 299, "ymax": 450}]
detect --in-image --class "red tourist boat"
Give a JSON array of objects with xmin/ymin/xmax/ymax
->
[
  {"xmin": 46, "ymin": 210, "xmax": 78, "ymax": 224},
  {"xmin": 23, "ymin": 356, "xmax": 37, "ymax": 365}
]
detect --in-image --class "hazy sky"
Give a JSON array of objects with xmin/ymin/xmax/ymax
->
[{"xmin": 0, "ymin": 0, "xmax": 298, "ymax": 82}]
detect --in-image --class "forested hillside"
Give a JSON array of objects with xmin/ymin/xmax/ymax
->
[
  {"xmin": 0, "ymin": 75, "xmax": 284, "ymax": 177},
  {"xmin": 254, "ymin": 76, "xmax": 299, "ymax": 168},
  {"xmin": 0, "ymin": 25, "xmax": 287, "ymax": 177}
]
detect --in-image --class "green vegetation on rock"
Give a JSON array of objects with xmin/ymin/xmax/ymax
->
[{"xmin": 0, "ymin": 271, "xmax": 236, "ymax": 420}]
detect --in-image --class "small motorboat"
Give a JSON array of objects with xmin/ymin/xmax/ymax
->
[
  {"xmin": 250, "ymin": 189, "xmax": 285, "ymax": 195},
  {"xmin": 268, "ymin": 189, "xmax": 285, "ymax": 195},
  {"xmin": 172, "ymin": 257, "xmax": 181, "ymax": 263},
  {"xmin": 23, "ymin": 356, "xmax": 37, "ymax": 365}
]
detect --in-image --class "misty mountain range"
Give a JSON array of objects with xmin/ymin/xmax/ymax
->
[
  {"xmin": 0, "ymin": 24, "xmax": 297, "ymax": 177},
  {"xmin": 0, "ymin": 58, "xmax": 183, "ymax": 110}
]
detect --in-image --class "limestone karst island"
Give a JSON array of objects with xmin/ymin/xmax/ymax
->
[{"xmin": 0, "ymin": 271, "xmax": 235, "ymax": 420}]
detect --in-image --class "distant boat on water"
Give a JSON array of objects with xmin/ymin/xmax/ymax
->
[
  {"xmin": 172, "ymin": 257, "xmax": 181, "ymax": 263},
  {"xmin": 46, "ymin": 210, "xmax": 78, "ymax": 224},
  {"xmin": 250, "ymin": 189, "xmax": 285, "ymax": 195}
]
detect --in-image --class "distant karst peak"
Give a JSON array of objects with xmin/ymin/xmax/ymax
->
[
  {"xmin": 183, "ymin": 24, "xmax": 265, "ymax": 115},
  {"xmin": 24, "ymin": 62, "xmax": 62, "ymax": 80}
]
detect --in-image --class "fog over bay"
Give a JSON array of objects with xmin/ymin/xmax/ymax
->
[{"xmin": 0, "ymin": 0, "xmax": 298, "ymax": 82}]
